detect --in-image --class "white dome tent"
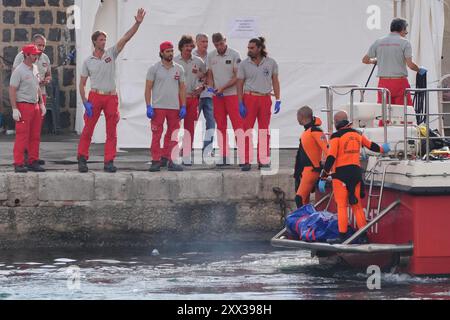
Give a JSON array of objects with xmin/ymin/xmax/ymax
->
[{"xmin": 74, "ymin": 0, "xmax": 445, "ymax": 148}]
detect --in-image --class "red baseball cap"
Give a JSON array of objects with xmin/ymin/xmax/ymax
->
[
  {"xmin": 22, "ymin": 44, "xmax": 42, "ymax": 55},
  {"xmin": 160, "ymin": 41, "xmax": 173, "ymax": 52}
]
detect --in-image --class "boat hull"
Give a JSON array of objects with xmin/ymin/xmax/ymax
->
[{"xmin": 315, "ymin": 186, "xmax": 450, "ymax": 275}]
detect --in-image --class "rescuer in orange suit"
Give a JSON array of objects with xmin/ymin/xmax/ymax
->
[
  {"xmin": 319, "ymin": 110, "xmax": 390, "ymax": 244},
  {"xmin": 293, "ymin": 106, "xmax": 329, "ymax": 208}
]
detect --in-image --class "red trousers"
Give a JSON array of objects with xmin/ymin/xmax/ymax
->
[
  {"xmin": 14, "ymin": 102, "xmax": 42, "ymax": 166},
  {"xmin": 213, "ymin": 95, "xmax": 244, "ymax": 161},
  {"xmin": 377, "ymin": 78, "xmax": 413, "ymax": 106},
  {"xmin": 243, "ymin": 94, "xmax": 272, "ymax": 164},
  {"xmin": 151, "ymin": 109, "xmax": 180, "ymax": 162},
  {"xmin": 182, "ymin": 97, "xmax": 199, "ymax": 158},
  {"xmin": 332, "ymin": 179, "xmax": 367, "ymax": 233},
  {"xmin": 25, "ymin": 94, "xmax": 45, "ymax": 151},
  {"xmin": 77, "ymin": 92, "xmax": 119, "ymax": 163}
]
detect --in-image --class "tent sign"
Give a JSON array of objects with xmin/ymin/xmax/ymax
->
[{"xmin": 229, "ymin": 17, "xmax": 259, "ymax": 39}]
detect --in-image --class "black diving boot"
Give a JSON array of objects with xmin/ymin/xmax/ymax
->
[
  {"xmin": 358, "ymin": 232, "xmax": 370, "ymax": 244},
  {"xmin": 327, "ymin": 233, "xmax": 347, "ymax": 245}
]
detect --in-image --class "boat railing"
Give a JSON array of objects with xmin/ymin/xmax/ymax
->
[
  {"xmin": 320, "ymin": 85, "xmax": 359, "ymax": 135},
  {"xmin": 320, "ymin": 85, "xmax": 391, "ymax": 144},
  {"xmin": 350, "ymin": 87, "xmax": 391, "ymax": 144},
  {"xmin": 403, "ymin": 88, "xmax": 450, "ymax": 162}
]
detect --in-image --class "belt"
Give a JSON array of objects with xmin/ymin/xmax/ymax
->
[
  {"xmin": 379, "ymin": 76, "xmax": 406, "ymax": 79},
  {"xmin": 17, "ymin": 101, "xmax": 37, "ymax": 104},
  {"xmin": 245, "ymin": 91, "xmax": 271, "ymax": 96},
  {"xmin": 91, "ymin": 89, "xmax": 117, "ymax": 95}
]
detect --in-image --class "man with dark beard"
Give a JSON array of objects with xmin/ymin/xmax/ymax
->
[
  {"xmin": 237, "ymin": 37, "xmax": 281, "ymax": 171},
  {"xmin": 145, "ymin": 41, "xmax": 187, "ymax": 172}
]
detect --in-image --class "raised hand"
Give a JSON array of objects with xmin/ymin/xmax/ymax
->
[{"xmin": 135, "ymin": 8, "xmax": 146, "ymax": 24}]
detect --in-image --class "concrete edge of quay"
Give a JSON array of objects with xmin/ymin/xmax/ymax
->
[{"xmin": 0, "ymin": 169, "xmax": 297, "ymax": 249}]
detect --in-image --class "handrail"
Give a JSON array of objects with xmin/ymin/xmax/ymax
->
[
  {"xmin": 320, "ymin": 85, "xmax": 359, "ymax": 135},
  {"xmin": 343, "ymin": 199, "xmax": 401, "ymax": 245},
  {"xmin": 403, "ymin": 88, "xmax": 450, "ymax": 162},
  {"xmin": 320, "ymin": 85, "xmax": 391, "ymax": 145},
  {"xmin": 350, "ymin": 87, "xmax": 391, "ymax": 144}
]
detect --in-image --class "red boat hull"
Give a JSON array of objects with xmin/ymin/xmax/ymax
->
[{"xmin": 316, "ymin": 187, "xmax": 450, "ymax": 275}]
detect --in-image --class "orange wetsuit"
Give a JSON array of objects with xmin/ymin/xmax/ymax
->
[
  {"xmin": 323, "ymin": 122, "xmax": 385, "ymax": 233},
  {"xmin": 294, "ymin": 117, "xmax": 329, "ymax": 206}
]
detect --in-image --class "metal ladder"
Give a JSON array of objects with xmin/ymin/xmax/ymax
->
[
  {"xmin": 366, "ymin": 159, "xmax": 400, "ymax": 211},
  {"xmin": 341, "ymin": 159, "xmax": 401, "ymax": 244}
]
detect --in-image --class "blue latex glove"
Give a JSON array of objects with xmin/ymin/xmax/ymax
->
[
  {"xmin": 83, "ymin": 101, "xmax": 93, "ymax": 118},
  {"xmin": 318, "ymin": 180, "xmax": 327, "ymax": 193},
  {"xmin": 207, "ymin": 87, "xmax": 223, "ymax": 98},
  {"xmin": 418, "ymin": 67, "xmax": 427, "ymax": 76},
  {"xmin": 146, "ymin": 105, "xmax": 154, "ymax": 119},
  {"xmin": 274, "ymin": 100, "xmax": 281, "ymax": 114},
  {"xmin": 179, "ymin": 105, "xmax": 187, "ymax": 119},
  {"xmin": 382, "ymin": 143, "xmax": 391, "ymax": 154},
  {"xmin": 239, "ymin": 101, "xmax": 247, "ymax": 118}
]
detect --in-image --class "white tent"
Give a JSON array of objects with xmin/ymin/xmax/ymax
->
[{"xmin": 74, "ymin": 0, "xmax": 445, "ymax": 148}]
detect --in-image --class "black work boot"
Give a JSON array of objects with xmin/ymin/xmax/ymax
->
[
  {"xmin": 149, "ymin": 161, "xmax": 161, "ymax": 172},
  {"xmin": 26, "ymin": 159, "xmax": 45, "ymax": 169},
  {"xmin": 14, "ymin": 165, "xmax": 28, "ymax": 173},
  {"xmin": 104, "ymin": 161, "xmax": 117, "ymax": 173},
  {"xmin": 168, "ymin": 161, "xmax": 184, "ymax": 172},
  {"xmin": 241, "ymin": 163, "xmax": 251, "ymax": 172},
  {"xmin": 29, "ymin": 161, "xmax": 45, "ymax": 172},
  {"xmin": 78, "ymin": 156, "xmax": 88, "ymax": 173},
  {"xmin": 160, "ymin": 157, "xmax": 169, "ymax": 168},
  {"xmin": 258, "ymin": 162, "xmax": 271, "ymax": 170},
  {"xmin": 327, "ymin": 233, "xmax": 347, "ymax": 245}
]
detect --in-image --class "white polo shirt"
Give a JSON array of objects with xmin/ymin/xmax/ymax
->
[
  {"xmin": 237, "ymin": 56, "xmax": 279, "ymax": 94},
  {"xmin": 10, "ymin": 62, "xmax": 41, "ymax": 104},
  {"xmin": 174, "ymin": 54, "xmax": 206, "ymax": 95},
  {"xmin": 367, "ymin": 33, "xmax": 413, "ymax": 78},
  {"xmin": 206, "ymin": 47, "xmax": 241, "ymax": 96},
  {"xmin": 193, "ymin": 49, "xmax": 213, "ymax": 99},
  {"xmin": 81, "ymin": 46, "xmax": 119, "ymax": 92},
  {"xmin": 146, "ymin": 61, "xmax": 185, "ymax": 110},
  {"xmin": 13, "ymin": 52, "xmax": 51, "ymax": 95}
]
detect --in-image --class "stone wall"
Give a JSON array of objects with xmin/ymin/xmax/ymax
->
[
  {"xmin": 0, "ymin": 170, "xmax": 297, "ymax": 248},
  {"xmin": 0, "ymin": 0, "xmax": 76, "ymax": 131}
]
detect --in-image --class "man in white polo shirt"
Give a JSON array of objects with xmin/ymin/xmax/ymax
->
[
  {"xmin": 13, "ymin": 34, "xmax": 51, "ymax": 167},
  {"xmin": 237, "ymin": 37, "xmax": 281, "ymax": 171},
  {"xmin": 174, "ymin": 35, "xmax": 206, "ymax": 166},
  {"xmin": 207, "ymin": 32, "xmax": 244, "ymax": 166},
  {"xmin": 145, "ymin": 41, "xmax": 187, "ymax": 172},
  {"xmin": 193, "ymin": 33, "xmax": 216, "ymax": 161},
  {"xmin": 77, "ymin": 8, "xmax": 146, "ymax": 173},
  {"xmin": 9, "ymin": 44, "xmax": 47, "ymax": 173},
  {"xmin": 362, "ymin": 18, "xmax": 426, "ymax": 106},
  {"xmin": 13, "ymin": 34, "xmax": 51, "ymax": 102}
]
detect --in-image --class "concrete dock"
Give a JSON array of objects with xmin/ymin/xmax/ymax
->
[{"xmin": 0, "ymin": 134, "xmax": 298, "ymax": 248}]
